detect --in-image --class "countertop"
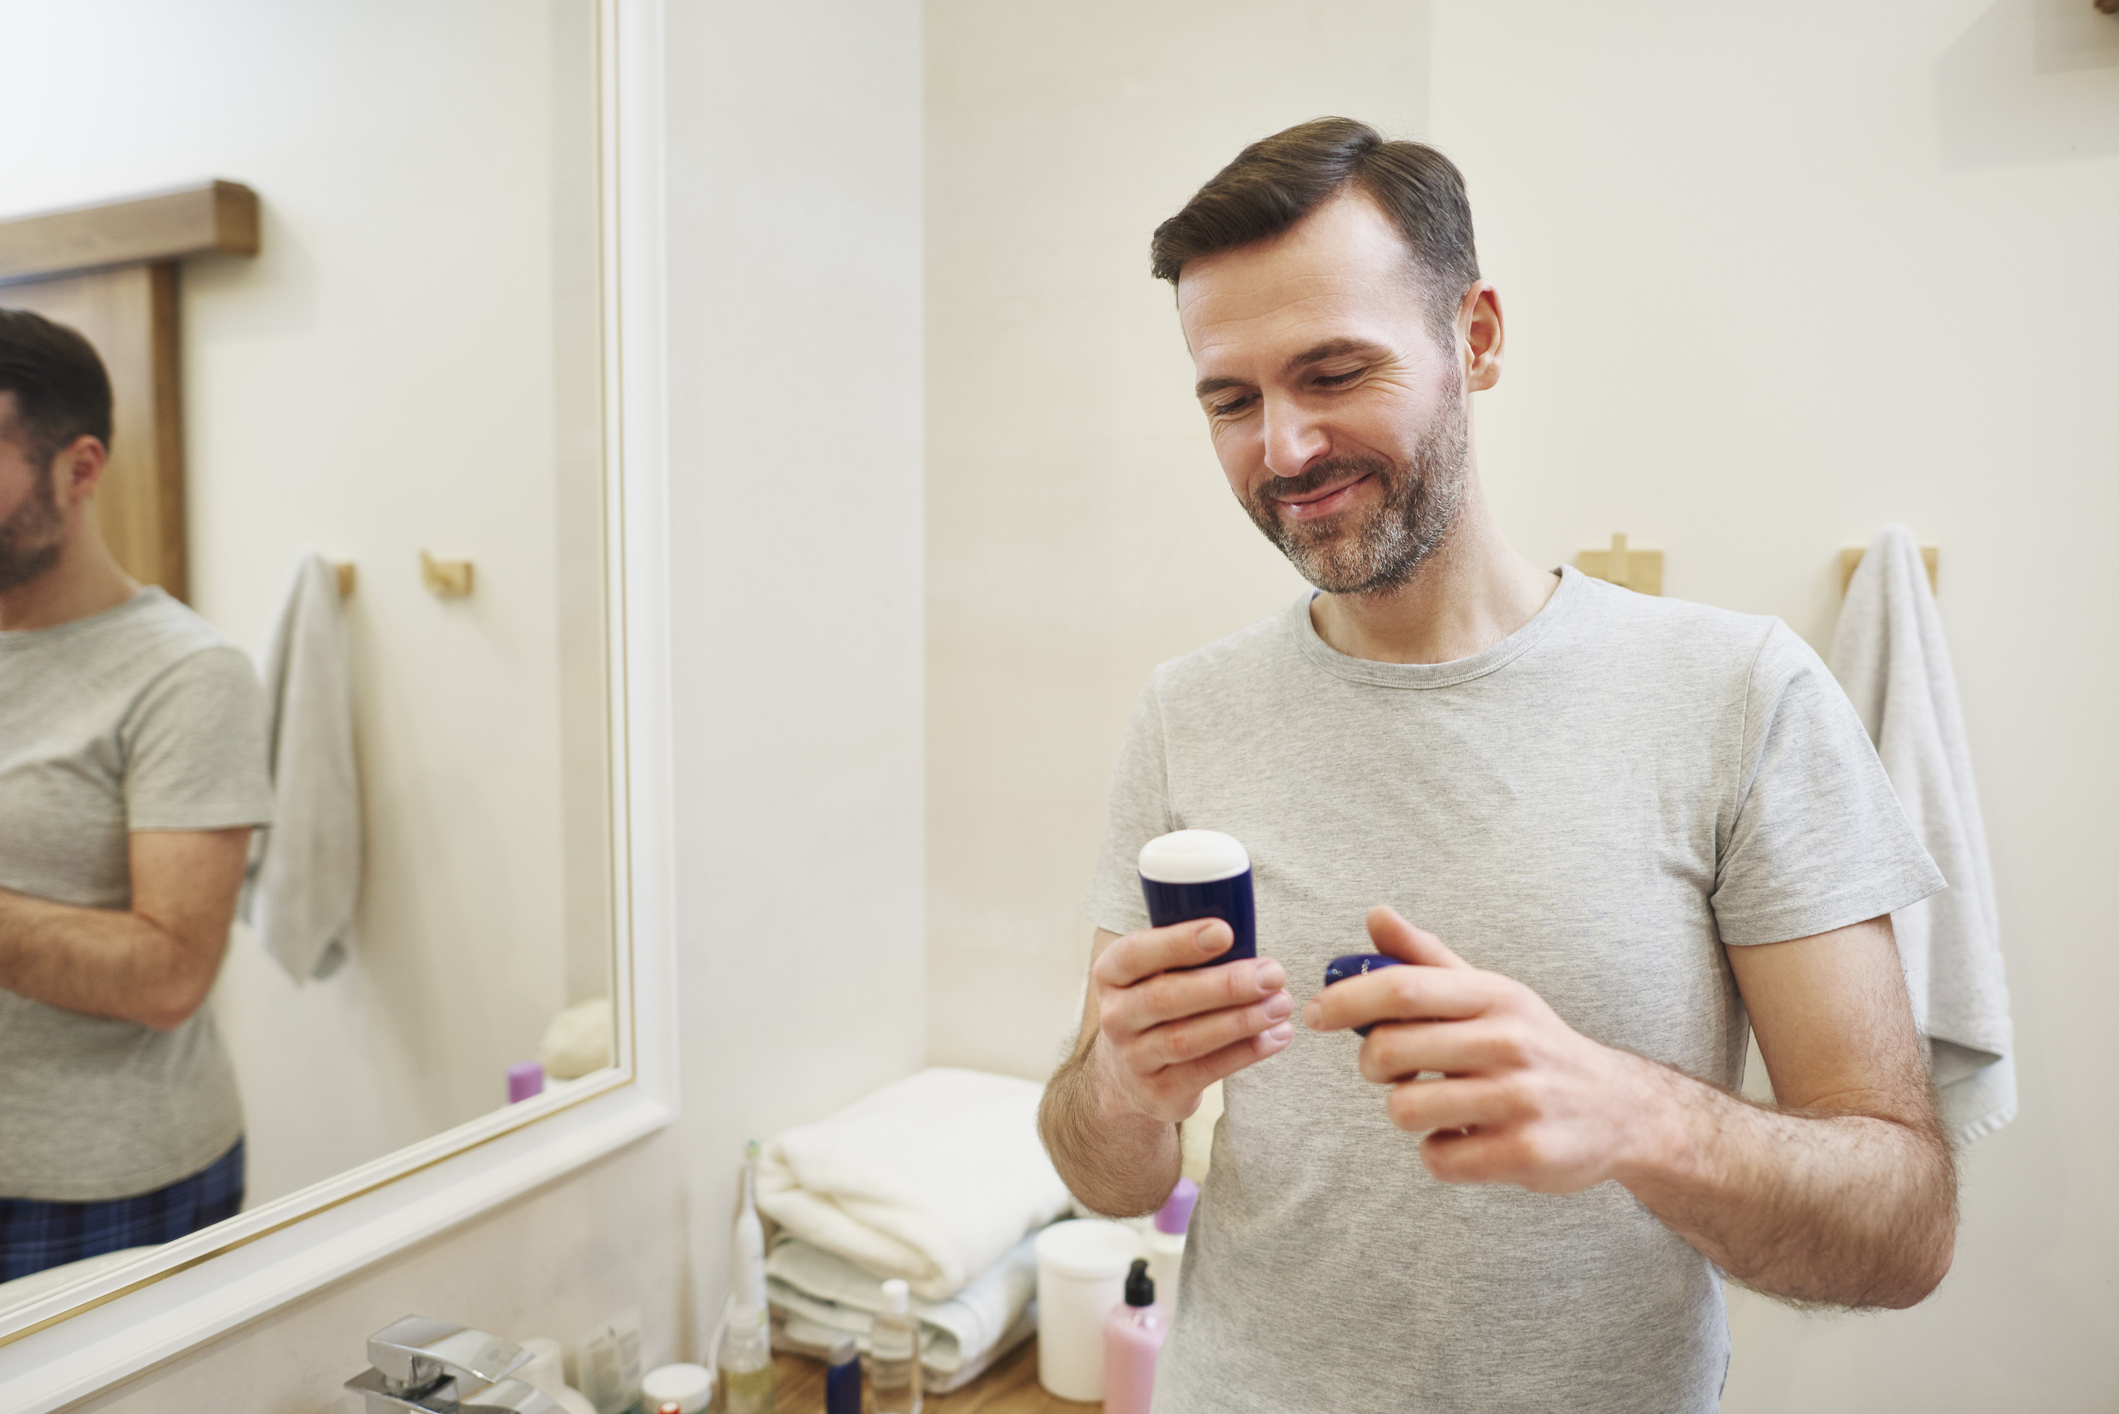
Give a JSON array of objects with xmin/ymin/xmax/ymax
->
[{"xmin": 769, "ymin": 1340, "xmax": 1089, "ymax": 1412}]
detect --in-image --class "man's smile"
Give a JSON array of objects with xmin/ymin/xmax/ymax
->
[{"xmin": 1276, "ymin": 470, "xmax": 1376, "ymax": 521}]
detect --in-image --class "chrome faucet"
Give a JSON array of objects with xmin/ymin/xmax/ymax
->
[{"xmin": 345, "ymin": 1316, "xmax": 561, "ymax": 1414}]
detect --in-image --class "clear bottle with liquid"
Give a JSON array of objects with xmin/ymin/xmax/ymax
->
[
  {"xmin": 716, "ymin": 1304, "xmax": 776, "ymax": 1414},
  {"xmin": 866, "ymin": 1278, "xmax": 922, "ymax": 1414}
]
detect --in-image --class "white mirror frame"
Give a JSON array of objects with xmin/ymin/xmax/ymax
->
[{"xmin": 0, "ymin": 3, "xmax": 674, "ymax": 1407}]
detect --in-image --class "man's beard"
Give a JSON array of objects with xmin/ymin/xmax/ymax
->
[
  {"xmin": 1240, "ymin": 373, "xmax": 1469, "ymax": 596},
  {"xmin": 0, "ymin": 467, "xmax": 63, "ymax": 594}
]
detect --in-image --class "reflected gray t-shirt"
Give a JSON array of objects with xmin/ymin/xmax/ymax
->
[
  {"xmin": 1085, "ymin": 568, "xmax": 1944, "ymax": 1414},
  {"xmin": 0, "ymin": 588, "xmax": 273, "ymax": 1202}
]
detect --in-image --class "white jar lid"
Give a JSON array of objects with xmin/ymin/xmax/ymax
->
[
  {"xmin": 1035, "ymin": 1218, "xmax": 1141, "ymax": 1279},
  {"xmin": 1138, "ymin": 829, "xmax": 1249, "ymax": 884},
  {"xmin": 641, "ymin": 1362, "xmax": 714, "ymax": 1413}
]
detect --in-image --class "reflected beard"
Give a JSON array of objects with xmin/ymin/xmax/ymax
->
[
  {"xmin": 0, "ymin": 469, "xmax": 62, "ymax": 594},
  {"xmin": 1241, "ymin": 374, "xmax": 1469, "ymax": 596}
]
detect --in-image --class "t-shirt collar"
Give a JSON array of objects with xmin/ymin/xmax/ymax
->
[{"xmin": 1290, "ymin": 565, "xmax": 1584, "ymax": 689}]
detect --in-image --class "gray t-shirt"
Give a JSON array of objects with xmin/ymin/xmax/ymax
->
[
  {"xmin": 0, "ymin": 588, "xmax": 274, "ymax": 1202},
  {"xmin": 1085, "ymin": 567, "xmax": 1944, "ymax": 1414}
]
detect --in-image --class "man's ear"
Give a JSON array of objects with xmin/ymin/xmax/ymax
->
[
  {"xmin": 53, "ymin": 435, "xmax": 109, "ymax": 506},
  {"xmin": 1459, "ymin": 282, "xmax": 1503, "ymax": 392}
]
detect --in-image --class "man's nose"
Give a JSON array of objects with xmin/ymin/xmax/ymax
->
[{"xmin": 1260, "ymin": 396, "xmax": 1329, "ymax": 480}]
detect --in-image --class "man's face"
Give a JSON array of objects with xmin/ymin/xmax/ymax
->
[
  {"xmin": 1176, "ymin": 192, "xmax": 1470, "ymax": 595},
  {"xmin": 0, "ymin": 397, "xmax": 65, "ymax": 595}
]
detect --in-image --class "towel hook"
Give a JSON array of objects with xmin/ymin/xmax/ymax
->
[
  {"xmin": 420, "ymin": 551, "xmax": 475, "ymax": 599},
  {"xmin": 1839, "ymin": 546, "xmax": 1938, "ymax": 596},
  {"xmin": 1577, "ymin": 532, "xmax": 1663, "ymax": 596}
]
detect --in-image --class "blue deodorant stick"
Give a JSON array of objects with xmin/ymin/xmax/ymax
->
[
  {"xmin": 1322, "ymin": 953, "xmax": 1407, "ymax": 1036},
  {"xmin": 1139, "ymin": 830, "xmax": 1256, "ymax": 970}
]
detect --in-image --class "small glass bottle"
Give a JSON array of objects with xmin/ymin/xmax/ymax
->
[
  {"xmin": 1102, "ymin": 1259, "xmax": 1167, "ymax": 1414},
  {"xmin": 716, "ymin": 1304, "xmax": 777, "ymax": 1414},
  {"xmin": 866, "ymin": 1278, "xmax": 923, "ymax": 1414}
]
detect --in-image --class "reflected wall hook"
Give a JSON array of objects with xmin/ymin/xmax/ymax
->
[
  {"xmin": 1839, "ymin": 545, "xmax": 1938, "ymax": 596},
  {"xmin": 334, "ymin": 562, "xmax": 356, "ymax": 599},
  {"xmin": 420, "ymin": 550, "xmax": 475, "ymax": 598},
  {"xmin": 1577, "ymin": 532, "xmax": 1663, "ymax": 596}
]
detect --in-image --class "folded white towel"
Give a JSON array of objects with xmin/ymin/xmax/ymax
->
[
  {"xmin": 1832, "ymin": 525, "xmax": 2016, "ymax": 1143},
  {"xmin": 241, "ymin": 550, "xmax": 361, "ymax": 983},
  {"xmin": 766, "ymin": 1230, "xmax": 1039, "ymax": 1391},
  {"xmin": 755, "ymin": 1067, "xmax": 1074, "ymax": 1301}
]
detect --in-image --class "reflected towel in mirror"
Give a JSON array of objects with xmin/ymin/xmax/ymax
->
[{"xmin": 241, "ymin": 550, "xmax": 361, "ymax": 983}]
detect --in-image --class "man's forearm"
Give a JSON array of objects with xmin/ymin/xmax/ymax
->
[
  {"xmin": 1618, "ymin": 1058, "xmax": 1956, "ymax": 1309},
  {"xmin": 1038, "ymin": 1032, "xmax": 1184, "ymax": 1218},
  {"xmin": 0, "ymin": 887, "xmax": 203, "ymax": 1029}
]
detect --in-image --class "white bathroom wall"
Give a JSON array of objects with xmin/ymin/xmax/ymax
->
[
  {"xmin": 659, "ymin": 0, "xmax": 930, "ymax": 1346},
  {"xmin": 0, "ymin": 0, "xmax": 608, "ymax": 1206},
  {"xmin": 922, "ymin": 0, "xmax": 1430, "ymax": 1083},
  {"xmin": 1424, "ymin": 2, "xmax": 2119, "ymax": 1408},
  {"xmin": 63, "ymin": 0, "xmax": 930, "ymax": 1407}
]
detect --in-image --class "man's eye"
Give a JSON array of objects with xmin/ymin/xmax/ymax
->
[
  {"xmin": 1314, "ymin": 369, "xmax": 1363, "ymax": 387},
  {"xmin": 1209, "ymin": 396, "xmax": 1255, "ymax": 417}
]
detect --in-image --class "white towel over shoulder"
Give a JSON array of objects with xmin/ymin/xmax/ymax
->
[
  {"xmin": 241, "ymin": 550, "xmax": 361, "ymax": 983},
  {"xmin": 1832, "ymin": 525, "xmax": 2015, "ymax": 1143},
  {"xmin": 755, "ymin": 1068, "xmax": 1073, "ymax": 1301}
]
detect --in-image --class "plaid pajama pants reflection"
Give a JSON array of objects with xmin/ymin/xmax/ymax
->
[{"xmin": 0, "ymin": 1138, "xmax": 245, "ymax": 1283}]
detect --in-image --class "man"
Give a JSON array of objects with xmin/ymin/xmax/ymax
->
[
  {"xmin": 1038, "ymin": 119, "xmax": 1954, "ymax": 1413},
  {"xmin": 0, "ymin": 307, "xmax": 272, "ymax": 1280}
]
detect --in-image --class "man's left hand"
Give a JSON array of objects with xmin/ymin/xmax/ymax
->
[{"xmin": 1301, "ymin": 904, "xmax": 1653, "ymax": 1194}]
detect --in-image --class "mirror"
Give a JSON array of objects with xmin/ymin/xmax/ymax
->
[{"xmin": 0, "ymin": 0, "xmax": 616, "ymax": 1320}]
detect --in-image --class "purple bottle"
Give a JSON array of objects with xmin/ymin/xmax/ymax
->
[{"xmin": 1138, "ymin": 831, "xmax": 1255, "ymax": 971}]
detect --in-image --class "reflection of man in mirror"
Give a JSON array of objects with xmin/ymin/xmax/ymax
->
[
  {"xmin": 0, "ymin": 309, "xmax": 272, "ymax": 1281},
  {"xmin": 1040, "ymin": 121, "xmax": 1956, "ymax": 1413}
]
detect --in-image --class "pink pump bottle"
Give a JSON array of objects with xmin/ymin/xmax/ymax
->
[{"xmin": 1102, "ymin": 1258, "xmax": 1167, "ymax": 1414}]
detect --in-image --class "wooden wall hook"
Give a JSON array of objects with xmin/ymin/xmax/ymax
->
[
  {"xmin": 420, "ymin": 550, "xmax": 474, "ymax": 598},
  {"xmin": 1577, "ymin": 532, "xmax": 1663, "ymax": 596},
  {"xmin": 1840, "ymin": 546, "xmax": 1937, "ymax": 596}
]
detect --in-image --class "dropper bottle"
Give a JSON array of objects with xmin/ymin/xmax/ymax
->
[{"xmin": 1101, "ymin": 1258, "xmax": 1167, "ymax": 1414}]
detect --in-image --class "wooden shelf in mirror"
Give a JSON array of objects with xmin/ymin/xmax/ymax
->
[
  {"xmin": 0, "ymin": 181, "xmax": 258, "ymax": 286},
  {"xmin": 0, "ymin": 181, "xmax": 260, "ymax": 602}
]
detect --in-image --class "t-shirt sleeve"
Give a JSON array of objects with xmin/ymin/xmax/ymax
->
[
  {"xmin": 121, "ymin": 645, "xmax": 277, "ymax": 831},
  {"xmin": 1083, "ymin": 681, "xmax": 1177, "ymax": 937},
  {"xmin": 1711, "ymin": 621, "xmax": 1944, "ymax": 945}
]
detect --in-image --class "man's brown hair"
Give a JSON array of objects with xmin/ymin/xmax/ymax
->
[
  {"xmin": 0, "ymin": 307, "xmax": 114, "ymax": 470},
  {"xmin": 1149, "ymin": 117, "xmax": 1480, "ymax": 340}
]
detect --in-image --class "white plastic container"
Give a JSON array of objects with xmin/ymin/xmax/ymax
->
[
  {"xmin": 1035, "ymin": 1219, "xmax": 1141, "ymax": 1402},
  {"xmin": 639, "ymin": 1362, "xmax": 713, "ymax": 1414}
]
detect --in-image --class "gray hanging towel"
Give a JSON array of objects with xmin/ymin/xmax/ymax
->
[
  {"xmin": 1831, "ymin": 524, "xmax": 2015, "ymax": 1144},
  {"xmin": 241, "ymin": 550, "xmax": 361, "ymax": 982}
]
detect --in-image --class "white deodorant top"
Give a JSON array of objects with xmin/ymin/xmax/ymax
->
[
  {"xmin": 1138, "ymin": 829, "xmax": 1250, "ymax": 884},
  {"xmin": 881, "ymin": 1277, "xmax": 911, "ymax": 1315}
]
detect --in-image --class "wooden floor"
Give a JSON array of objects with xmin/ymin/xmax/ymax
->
[{"xmin": 770, "ymin": 1340, "xmax": 1092, "ymax": 1412}]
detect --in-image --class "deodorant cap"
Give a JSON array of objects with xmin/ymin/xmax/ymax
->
[
  {"xmin": 1138, "ymin": 830, "xmax": 1249, "ymax": 884},
  {"xmin": 881, "ymin": 1278, "xmax": 911, "ymax": 1316}
]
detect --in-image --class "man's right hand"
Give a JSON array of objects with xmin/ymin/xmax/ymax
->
[{"xmin": 1089, "ymin": 920, "xmax": 1295, "ymax": 1123}]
